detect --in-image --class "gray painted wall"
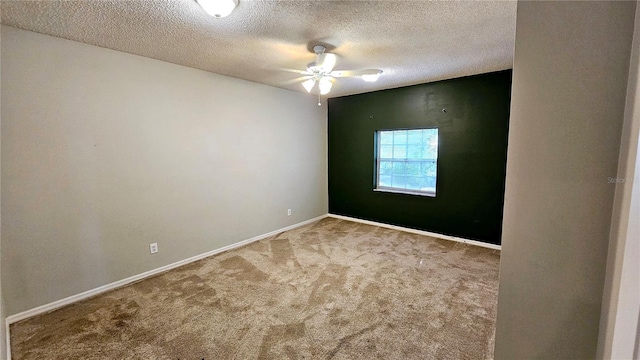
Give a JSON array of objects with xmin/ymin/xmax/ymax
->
[
  {"xmin": 598, "ymin": 2, "xmax": 640, "ymax": 356},
  {"xmin": 1, "ymin": 26, "xmax": 328, "ymax": 316},
  {"xmin": 0, "ymin": 20, "xmax": 5, "ymax": 360},
  {"xmin": 495, "ymin": 2, "xmax": 636, "ymax": 359}
]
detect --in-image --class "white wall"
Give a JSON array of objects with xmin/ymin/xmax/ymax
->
[
  {"xmin": 494, "ymin": 2, "xmax": 636, "ymax": 359},
  {"xmin": 0, "ymin": 26, "xmax": 327, "ymax": 316}
]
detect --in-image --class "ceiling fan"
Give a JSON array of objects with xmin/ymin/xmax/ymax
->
[{"xmin": 294, "ymin": 45, "xmax": 383, "ymax": 105}]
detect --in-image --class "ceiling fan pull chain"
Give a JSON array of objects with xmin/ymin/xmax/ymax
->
[{"xmin": 318, "ymin": 93, "xmax": 322, "ymax": 106}]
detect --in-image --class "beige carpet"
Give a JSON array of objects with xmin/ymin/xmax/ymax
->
[{"xmin": 10, "ymin": 218, "xmax": 500, "ymax": 359}]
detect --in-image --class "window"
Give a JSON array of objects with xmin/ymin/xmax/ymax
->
[{"xmin": 375, "ymin": 128, "xmax": 438, "ymax": 196}]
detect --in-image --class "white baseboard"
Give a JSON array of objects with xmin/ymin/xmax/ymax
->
[
  {"xmin": 328, "ymin": 214, "xmax": 502, "ymax": 251},
  {"xmin": 5, "ymin": 214, "xmax": 328, "ymax": 328}
]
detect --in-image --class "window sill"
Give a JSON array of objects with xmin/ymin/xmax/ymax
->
[{"xmin": 374, "ymin": 187, "xmax": 436, "ymax": 197}]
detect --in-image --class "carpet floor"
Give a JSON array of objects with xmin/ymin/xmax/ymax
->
[{"xmin": 10, "ymin": 218, "xmax": 500, "ymax": 359}]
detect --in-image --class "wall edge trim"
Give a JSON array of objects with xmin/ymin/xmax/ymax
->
[
  {"xmin": 5, "ymin": 321, "xmax": 10, "ymax": 360},
  {"xmin": 328, "ymin": 213, "xmax": 501, "ymax": 250},
  {"xmin": 5, "ymin": 214, "xmax": 329, "ymax": 327}
]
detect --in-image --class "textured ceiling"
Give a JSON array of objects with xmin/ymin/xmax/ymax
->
[{"xmin": 1, "ymin": 0, "xmax": 516, "ymax": 98}]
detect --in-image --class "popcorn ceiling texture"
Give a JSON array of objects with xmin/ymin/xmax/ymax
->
[{"xmin": 0, "ymin": 0, "xmax": 516, "ymax": 97}]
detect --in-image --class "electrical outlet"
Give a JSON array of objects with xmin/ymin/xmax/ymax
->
[
  {"xmin": 150, "ymin": 243, "xmax": 158, "ymax": 254},
  {"xmin": 287, "ymin": 209, "xmax": 292, "ymax": 216}
]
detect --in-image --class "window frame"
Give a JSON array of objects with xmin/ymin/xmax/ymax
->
[{"xmin": 373, "ymin": 127, "xmax": 439, "ymax": 197}]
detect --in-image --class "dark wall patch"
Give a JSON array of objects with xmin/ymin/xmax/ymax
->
[{"xmin": 328, "ymin": 70, "xmax": 512, "ymax": 245}]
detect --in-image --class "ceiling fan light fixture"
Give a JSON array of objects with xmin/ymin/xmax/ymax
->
[
  {"xmin": 302, "ymin": 79, "xmax": 316, "ymax": 93},
  {"xmin": 294, "ymin": 45, "xmax": 382, "ymax": 101},
  {"xmin": 196, "ymin": 0, "xmax": 238, "ymax": 18},
  {"xmin": 362, "ymin": 70, "xmax": 383, "ymax": 82},
  {"xmin": 319, "ymin": 77, "xmax": 333, "ymax": 95}
]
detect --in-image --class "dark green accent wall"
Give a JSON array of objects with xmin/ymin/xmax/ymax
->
[{"xmin": 328, "ymin": 70, "xmax": 512, "ymax": 245}]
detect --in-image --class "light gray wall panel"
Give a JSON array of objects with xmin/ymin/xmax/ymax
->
[
  {"xmin": 1, "ymin": 26, "xmax": 327, "ymax": 316},
  {"xmin": 495, "ymin": 2, "xmax": 635, "ymax": 359}
]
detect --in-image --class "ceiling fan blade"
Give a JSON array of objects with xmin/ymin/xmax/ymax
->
[
  {"xmin": 329, "ymin": 69, "xmax": 382, "ymax": 78},
  {"xmin": 280, "ymin": 68, "xmax": 313, "ymax": 76},
  {"xmin": 316, "ymin": 53, "xmax": 337, "ymax": 72},
  {"xmin": 282, "ymin": 76, "xmax": 312, "ymax": 85}
]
